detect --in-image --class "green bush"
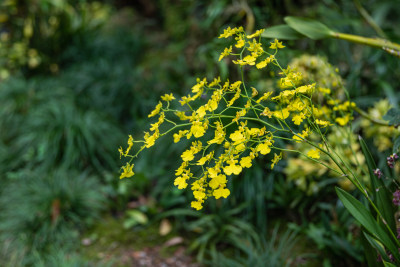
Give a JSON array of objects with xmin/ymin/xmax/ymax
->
[{"xmin": 0, "ymin": 169, "xmax": 105, "ymax": 265}]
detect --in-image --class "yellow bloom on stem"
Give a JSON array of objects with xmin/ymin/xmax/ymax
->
[
  {"xmin": 208, "ymin": 122, "xmax": 225, "ymax": 145},
  {"xmin": 247, "ymin": 29, "xmax": 265, "ymax": 39},
  {"xmin": 196, "ymin": 106, "xmax": 207, "ymax": 118},
  {"xmin": 218, "ymin": 26, "xmax": 243, "ymax": 39},
  {"xmin": 144, "ymin": 131, "xmax": 157, "ymax": 148},
  {"xmin": 243, "ymin": 55, "xmax": 257, "ymax": 65},
  {"xmin": 197, "ymin": 152, "xmax": 214, "ymax": 166},
  {"xmin": 191, "ymin": 121, "xmax": 206, "ymax": 138},
  {"xmin": 174, "ymin": 176, "xmax": 188, "ymax": 189},
  {"xmin": 256, "ymin": 55, "xmax": 273, "ymax": 69},
  {"xmin": 251, "ymin": 87, "xmax": 258, "ymax": 97},
  {"xmin": 181, "ymin": 150, "xmax": 195, "ymax": 162},
  {"xmin": 193, "ymin": 190, "xmax": 206, "ymax": 200},
  {"xmin": 148, "ymin": 102, "xmax": 162, "ymax": 118},
  {"xmin": 208, "ymin": 166, "xmax": 221, "ymax": 179},
  {"xmin": 209, "ymin": 174, "xmax": 227, "ymax": 189},
  {"xmin": 235, "ymin": 35, "xmax": 245, "ymax": 48},
  {"xmin": 209, "ymin": 76, "xmax": 221, "ymax": 87},
  {"xmin": 292, "ymin": 113, "xmax": 305, "ymax": 125},
  {"xmin": 118, "ymin": 147, "xmax": 124, "ymax": 159},
  {"xmin": 271, "ymin": 153, "xmax": 282, "ymax": 169},
  {"xmin": 213, "ymin": 187, "xmax": 230, "ymax": 199},
  {"xmin": 260, "ymin": 107, "xmax": 273, "ymax": 118},
  {"xmin": 269, "ymin": 39, "xmax": 285, "ymax": 49},
  {"xmin": 315, "ymin": 119, "xmax": 331, "ymax": 128},
  {"xmin": 256, "ymin": 92, "xmax": 273, "ymax": 103},
  {"xmin": 219, "ymin": 46, "xmax": 232, "ymax": 61},
  {"xmin": 173, "ymin": 130, "xmax": 189, "ymax": 143},
  {"xmin": 256, "ymin": 59, "xmax": 268, "ymax": 69},
  {"xmin": 120, "ymin": 163, "xmax": 134, "ymax": 179},
  {"xmin": 223, "ymin": 160, "xmax": 242, "ymax": 175},
  {"xmin": 307, "ymin": 148, "xmax": 320, "ymax": 159},
  {"xmin": 191, "ymin": 78, "xmax": 207, "ymax": 93},
  {"xmin": 123, "ymin": 135, "xmax": 134, "ymax": 156},
  {"xmin": 240, "ymin": 156, "xmax": 252, "ymax": 168},
  {"xmin": 161, "ymin": 93, "xmax": 175, "ymax": 102},
  {"xmin": 335, "ymin": 114, "xmax": 351, "ymax": 126},
  {"xmin": 230, "ymin": 130, "xmax": 245, "ymax": 143},
  {"xmin": 296, "ymin": 83, "xmax": 315, "ymax": 94},
  {"xmin": 256, "ymin": 141, "xmax": 272, "ymax": 155},
  {"xmin": 191, "ymin": 201, "xmax": 203, "ymax": 210},
  {"xmin": 274, "ymin": 108, "xmax": 290, "ymax": 120}
]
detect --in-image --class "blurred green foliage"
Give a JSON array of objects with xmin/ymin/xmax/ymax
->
[
  {"xmin": 1, "ymin": 0, "xmax": 400, "ymax": 266},
  {"xmin": 0, "ymin": 0, "xmax": 111, "ymax": 77},
  {"xmin": 0, "ymin": 170, "xmax": 105, "ymax": 266}
]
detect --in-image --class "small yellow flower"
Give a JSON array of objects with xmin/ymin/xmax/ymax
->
[
  {"xmin": 190, "ymin": 121, "xmax": 206, "ymax": 138},
  {"xmin": 247, "ymin": 29, "xmax": 265, "ymax": 39},
  {"xmin": 273, "ymin": 108, "xmax": 290, "ymax": 120},
  {"xmin": 213, "ymin": 187, "xmax": 230, "ymax": 199},
  {"xmin": 118, "ymin": 146, "xmax": 124, "ymax": 159},
  {"xmin": 251, "ymin": 87, "xmax": 258, "ymax": 97},
  {"xmin": 292, "ymin": 113, "xmax": 305, "ymax": 125},
  {"xmin": 148, "ymin": 102, "xmax": 162, "ymax": 118},
  {"xmin": 243, "ymin": 55, "xmax": 257, "ymax": 65},
  {"xmin": 230, "ymin": 130, "xmax": 245, "ymax": 143},
  {"xmin": 256, "ymin": 141, "xmax": 272, "ymax": 155},
  {"xmin": 174, "ymin": 176, "xmax": 188, "ymax": 189},
  {"xmin": 256, "ymin": 92, "xmax": 273, "ymax": 103},
  {"xmin": 193, "ymin": 190, "xmax": 206, "ymax": 200},
  {"xmin": 209, "ymin": 174, "xmax": 227, "ymax": 189},
  {"xmin": 144, "ymin": 132, "xmax": 157, "ymax": 148},
  {"xmin": 218, "ymin": 26, "xmax": 243, "ymax": 39},
  {"xmin": 161, "ymin": 93, "xmax": 175, "ymax": 102},
  {"xmin": 126, "ymin": 135, "xmax": 134, "ymax": 154},
  {"xmin": 271, "ymin": 153, "xmax": 282, "ymax": 169},
  {"xmin": 191, "ymin": 201, "xmax": 203, "ymax": 210},
  {"xmin": 219, "ymin": 46, "xmax": 232, "ymax": 61},
  {"xmin": 196, "ymin": 106, "xmax": 207, "ymax": 118},
  {"xmin": 223, "ymin": 160, "xmax": 242, "ymax": 175},
  {"xmin": 120, "ymin": 163, "xmax": 134, "ymax": 179},
  {"xmin": 240, "ymin": 156, "xmax": 252, "ymax": 168},
  {"xmin": 191, "ymin": 78, "xmax": 207, "ymax": 93},
  {"xmin": 182, "ymin": 150, "xmax": 195, "ymax": 162},
  {"xmin": 256, "ymin": 60, "xmax": 268, "ymax": 69},
  {"xmin": 307, "ymin": 149, "xmax": 320, "ymax": 159},
  {"xmin": 209, "ymin": 77, "xmax": 221, "ymax": 87},
  {"xmin": 336, "ymin": 114, "xmax": 351, "ymax": 126},
  {"xmin": 235, "ymin": 35, "xmax": 245, "ymax": 48},
  {"xmin": 269, "ymin": 39, "xmax": 285, "ymax": 49},
  {"xmin": 315, "ymin": 119, "xmax": 332, "ymax": 128}
]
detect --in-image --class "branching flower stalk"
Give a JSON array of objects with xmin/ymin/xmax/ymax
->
[{"xmin": 118, "ymin": 27, "xmax": 399, "ymax": 244}]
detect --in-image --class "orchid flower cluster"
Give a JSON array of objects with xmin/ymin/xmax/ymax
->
[{"xmin": 119, "ymin": 26, "xmax": 355, "ymax": 210}]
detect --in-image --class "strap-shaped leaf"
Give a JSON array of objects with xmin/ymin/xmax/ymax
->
[
  {"xmin": 383, "ymin": 261, "xmax": 397, "ymax": 267},
  {"xmin": 393, "ymin": 136, "xmax": 400, "ymax": 153},
  {"xmin": 261, "ymin": 25, "xmax": 304, "ymax": 40},
  {"xmin": 364, "ymin": 232, "xmax": 390, "ymax": 263},
  {"xmin": 284, "ymin": 16, "xmax": 335, "ymax": 40},
  {"xmin": 336, "ymin": 187, "xmax": 400, "ymax": 261},
  {"xmin": 359, "ymin": 136, "xmax": 396, "ymax": 233},
  {"xmin": 383, "ymin": 108, "xmax": 400, "ymax": 127}
]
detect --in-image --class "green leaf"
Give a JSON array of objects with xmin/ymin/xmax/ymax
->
[
  {"xmin": 261, "ymin": 25, "xmax": 304, "ymax": 40},
  {"xmin": 383, "ymin": 108, "xmax": 400, "ymax": 127},
  {"xmin": 383, "ymin": 261, "xmax": 397, "ymax": 267},
  {"xmin": 123, "ymin": 210, "xmax": 148, "ymax": 229},
  {"xmin": 359, "ymin": 136, "xmax": 396, "ymax": 233},
  {"xmin": 284, "ymin": 16, "xmax": 335, "ymax": 40},
  {"xmin": 335, "ymin": 187, "xmax": 399, "ymax": 261},
  {"xmin": 364, "ymin": 232, "xmax": 390, "ymax": 263},
  {"xmin": 393, "ymin": 136, "xmax": 400, "ymax": 153}
]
